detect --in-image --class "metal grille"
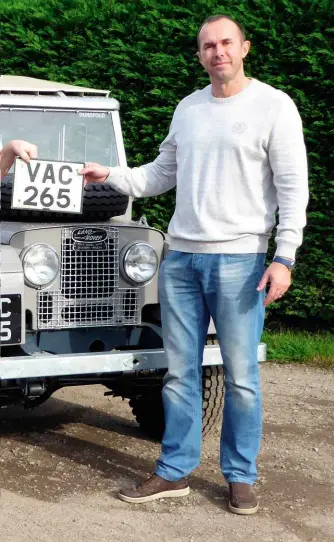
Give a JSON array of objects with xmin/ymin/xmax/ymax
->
[
  {"xmin": 61, "ymin": 227, "xmax": 119, "ymax": 298},
  {"xmin": 37, "ymin": 226, "xmax": 140, "ymax": 329}
]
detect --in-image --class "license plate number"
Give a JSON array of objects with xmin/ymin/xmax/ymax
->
[
  {"xmin": 0, "ymin": 294, "xmax": 22, "ymax": 345},
  {"xmin": 12, "ymin": 158, "xmax": 84, "ymax": 214}
]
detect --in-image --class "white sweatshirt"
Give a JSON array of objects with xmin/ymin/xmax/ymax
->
[{"xmin": 107, "ymin": 79, "xmax": 308, "ymax": 259}]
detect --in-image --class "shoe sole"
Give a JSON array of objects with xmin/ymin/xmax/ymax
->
[
  {"xmin": 118, "ymin": 486, "xmax": 190, "ymax": 504},
  {"xmin": 228, "ymin": 501, "xmax": 259, "ymax": 515}
]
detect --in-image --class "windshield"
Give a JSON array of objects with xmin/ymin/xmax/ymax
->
[{"xmin": 1, "ymin": 110, "xmax": 119, "ymax": 168}]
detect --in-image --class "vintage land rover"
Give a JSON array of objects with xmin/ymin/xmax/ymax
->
[{"xmin": 0, "ymin": 75, "xmax": 266, "ymax": 439}]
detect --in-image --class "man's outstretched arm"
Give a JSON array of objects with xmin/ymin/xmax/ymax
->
[{"xmin": 80, "ymin": 121, "xmax": 177, "ymax": 197}]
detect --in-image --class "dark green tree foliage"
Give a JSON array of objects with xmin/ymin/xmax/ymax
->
[{"xmin": 1, "ymin": 0, "xmax": 333, "ymax": 324}]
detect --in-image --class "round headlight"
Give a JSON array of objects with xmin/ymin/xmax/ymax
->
[
  {"xmin": 123, "ymin": 243, "xmax": 158, "ymax": 284},
  {"xmin": 22, "ymin": 244, "xmax": 59, "ymax": 287}
]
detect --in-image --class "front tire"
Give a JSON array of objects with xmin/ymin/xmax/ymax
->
[{"xmin": 129, "ymin": 345, "xmax": 224, "ymax": 441}]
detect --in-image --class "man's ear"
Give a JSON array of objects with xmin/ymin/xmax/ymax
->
[
  {"xmin": 242, "ymin": 40, "xmax": 251, "ymax": 59},
  {"xmin": 197, "ymin": 50, "xmax": 204, "ymax": 67}
]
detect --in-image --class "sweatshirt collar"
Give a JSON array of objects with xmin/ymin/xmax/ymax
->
[{"xmin": 208, "ymin": 78, "xmax": 256, "ymax": 104}]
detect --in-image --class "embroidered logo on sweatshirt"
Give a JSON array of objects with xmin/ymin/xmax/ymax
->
[{"xmin": 232, "ymin": 122, "xmax": 248, "ymax": 134}]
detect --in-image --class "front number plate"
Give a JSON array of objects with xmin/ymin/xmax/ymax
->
[
  {"xmin": 0, "ymin": 294, "xmax": 22, "ymax": 345},
  {"xmin": 12, "ymin": 158, "xmax": 84, "ymax": 214}
]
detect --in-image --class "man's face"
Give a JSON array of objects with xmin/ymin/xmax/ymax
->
[{"xmin": 197, "ymin": 19, "xmax": 250, "ymax": 83}]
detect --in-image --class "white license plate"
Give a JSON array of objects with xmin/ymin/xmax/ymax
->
[{"xmin": 11, "ymin": 158, "xmax": 84, "ymax": 214}]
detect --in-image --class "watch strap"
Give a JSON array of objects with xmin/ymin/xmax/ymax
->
[{"xmin": 273, "ymin": 256, "xmax": 295, "ymax": 270}]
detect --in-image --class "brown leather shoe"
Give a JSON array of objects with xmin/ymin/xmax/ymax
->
[
  {"xmin": 228, "ymin": 482, "xmax": 259, "ymax": 515},
  {"xmin": 118, "ymin": 474, "xmax": 190, "ymax": 503}
]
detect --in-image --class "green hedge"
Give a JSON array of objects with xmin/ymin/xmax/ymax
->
[{"xmin": 1, "ymin": 0, "xmax": 333, "ymax": 325}]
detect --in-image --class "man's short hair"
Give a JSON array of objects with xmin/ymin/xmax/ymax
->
[{"xmin": 197, "ymin": 15, "xmax": 246, "ymax": 49}]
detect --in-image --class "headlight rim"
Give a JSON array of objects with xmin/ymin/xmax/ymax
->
[
  {"xmin": 121, "ymin": 241, "xmax": 159, "ymax": 286},
  {"xmin": 20, "ymin": 243, "xmax": 60, "ymax": 289}
]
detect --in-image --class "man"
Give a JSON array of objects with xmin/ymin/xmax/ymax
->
[
  {"xmin": 80, "ymin": 15, "xmax": 308, "ymax": 514},
  {"xmin": 0, "ymin": 140, "xmax": 37, "ymax": 179}
]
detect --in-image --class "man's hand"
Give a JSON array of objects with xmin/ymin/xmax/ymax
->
[
  {"xmin": 257, "ymin": 262, "xmax": 292, "ymax": 306},
  {"xmin": 1, "ymin": 140, "xmax": 38, "ymax": 180},
  {"xmin": 79, "ymin": 163, "xmax": 110, "ymax": 185}
]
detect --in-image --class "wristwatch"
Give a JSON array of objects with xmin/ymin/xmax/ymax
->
[{"xmin": 273, "ymin": 256, "xmax": 295, "ymax": 270}]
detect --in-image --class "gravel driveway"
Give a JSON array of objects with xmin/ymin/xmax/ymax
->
[{"xmin": 0, "ymin": 363, "xmax": 333, "ymax": 542}]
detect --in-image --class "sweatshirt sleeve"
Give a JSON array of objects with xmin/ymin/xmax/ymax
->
[
  {"xmin": 105, "ymin": 117, "xmax": 177, "ymax": 198},
  {"xmin": 268, "ymin": 94, "xmax": 309, "ymax": 260}
]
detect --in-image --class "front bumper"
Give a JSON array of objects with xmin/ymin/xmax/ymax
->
[{"xmin": 0, "ymin": 343, "xmax": 267, "ymax": 380}]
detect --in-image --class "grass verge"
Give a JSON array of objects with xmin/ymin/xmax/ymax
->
[{"xmin": 261, "ymin": 331, "xmax": 334, "ymax": 368}]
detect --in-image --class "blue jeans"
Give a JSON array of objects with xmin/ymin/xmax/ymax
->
[{"xmin": 155, "ymin": 251, "xmax": 266, "ymax": 485}]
